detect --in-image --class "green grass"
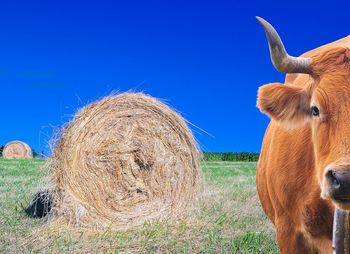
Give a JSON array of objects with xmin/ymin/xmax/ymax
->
[{"xmin": 0, "ymin": 159, "xmax": 278, "ymax": 253}]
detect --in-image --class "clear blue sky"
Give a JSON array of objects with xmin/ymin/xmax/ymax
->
[{"xmin": 1, "ymin": 0, "xmax": 349, "ymax": 153}]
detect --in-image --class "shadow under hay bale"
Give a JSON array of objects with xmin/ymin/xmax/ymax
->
[
  {"xmin": 48, "ymin": 92, "xmax": 201, "ymax": 229},
  {"xmin": 3, "ymin": 140, "xmax": 33, "ymax": 159},
  {"xmin": 25, "ymin": 191, "xmax": 53, "ymax": 218}
]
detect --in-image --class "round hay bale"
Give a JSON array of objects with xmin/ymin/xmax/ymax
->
[
  {"xmin": 3, "ymin": 141, "xmax": 33, "ymax": 159},
  {"xmin": 49, "ymin": 92, "xmax": 201, "ymax": 229}
]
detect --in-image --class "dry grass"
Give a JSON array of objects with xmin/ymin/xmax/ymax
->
[
  {"xmin": 47, "ymin": 93, "xmax": 201, "ymax": 229},
  {"xmin": 3, "ymin": 141, "xmax": 33, "ymax": 159},
  {"xmin": 0, "ymin": 159, "xmax": 278, "ymax": 253}
]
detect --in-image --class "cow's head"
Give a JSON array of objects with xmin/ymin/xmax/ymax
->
[{"xmin": 257, "ymin": 17, "xmax": 350, "ymax": 210}]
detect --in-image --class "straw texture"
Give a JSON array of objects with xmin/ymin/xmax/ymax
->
[
  {"xmin": 3, "ymin": 141, "xmax": 33, "ymax": 159},
  {"xmin": 48, "ymin": 93, "xmax": 201, "ymax": 229}
]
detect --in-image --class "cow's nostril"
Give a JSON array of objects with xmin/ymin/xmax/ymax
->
[
  {"xmin": 326, "ymin": 169, "xmax": 350, "ymax": 201},
  {"xmin": 331, "ymin": 171, "xmax": 341, "ymax": 188},
  {"xmin": 327, "ymin": 170, "xmax": 341, "ymax": 189}
]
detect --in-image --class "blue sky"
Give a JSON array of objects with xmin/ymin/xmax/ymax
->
[{"xmin": 1, "ymin": 0, "xmax": 350, "ymax": 153}]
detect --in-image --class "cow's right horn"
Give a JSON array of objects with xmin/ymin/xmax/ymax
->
[{"xmin": 256, "ymin": 16, "xmax": 312, "ymax": 74}]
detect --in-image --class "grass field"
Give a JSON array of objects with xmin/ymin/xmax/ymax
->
[{"xmin": 0, "ymin": 159, "xmax": 278, "ymax": 253}]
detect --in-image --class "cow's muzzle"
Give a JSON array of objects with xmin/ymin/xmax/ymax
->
[{"xmin": 326, "ymin": 170, "xmax": 350, "ymax": 205}]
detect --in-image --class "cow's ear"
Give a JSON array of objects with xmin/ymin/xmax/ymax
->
[{"xmin": 257, "ymin": 83, "xmax": 311, "ymax": 129}]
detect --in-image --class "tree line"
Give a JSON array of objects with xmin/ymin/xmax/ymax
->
[
  {"xmin": 203, "ymin": 152, "xmax": 260, "ymax": 161},
  {"xmin": 0, "ymin": 146, "xmax": 258, "ymax": 161}
]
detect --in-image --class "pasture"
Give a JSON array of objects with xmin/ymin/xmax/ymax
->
[{"xmin": 0, "ymin": 159, "xmax": 278, "ymax": 253}]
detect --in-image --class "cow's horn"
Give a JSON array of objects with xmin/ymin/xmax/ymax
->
[{"xmin": 256, "ymin": 16, "xmax": 312, "ymax": 74}]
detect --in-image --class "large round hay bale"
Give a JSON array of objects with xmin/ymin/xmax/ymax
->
[
  {"xmin": 49, "ymin": 93, "xmax": 201, "ymax": 229},
  {"xmin": 3, "ymin": 141, "xmax": 33, "ymax": 159}
]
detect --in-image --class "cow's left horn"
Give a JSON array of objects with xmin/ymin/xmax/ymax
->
[{"xmin": 256, "ymin": 16, "xmax": 312, "ymax": 74}]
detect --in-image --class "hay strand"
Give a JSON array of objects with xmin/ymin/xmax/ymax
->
[
  {"xmin": 48, "ymin": 92, "xmax": 201, "ymax": 229},
  {"xmin": 3, "ymin": 140, "xmax": 33, "ymax": 159}
]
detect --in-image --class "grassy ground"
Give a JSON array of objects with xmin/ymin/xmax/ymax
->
[{"xmin": 0, "ymin": 159, "xmax": 278, "ymax": 253}]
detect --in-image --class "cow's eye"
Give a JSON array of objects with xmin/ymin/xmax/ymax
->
[{"xmin": 311, "ymin": 106, "xmax": 320, "ymax": 117}]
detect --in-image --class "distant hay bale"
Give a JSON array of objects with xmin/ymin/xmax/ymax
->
[
  {"xmin": 48, "ymin": 92, "xmax": 201, "ymax": 229},
  {"xmin": 3, "ymin": 141, "xmax": 33, "ymax": 159}
]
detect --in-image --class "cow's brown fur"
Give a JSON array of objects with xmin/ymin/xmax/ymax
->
[{"xmin": 257, "ymin": 36, "xmax": 350, "ymax": 253}]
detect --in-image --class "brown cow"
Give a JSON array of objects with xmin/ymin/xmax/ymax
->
[{"xmin": 256, "ymin": 17, "xmax": 350, "ymax": 253}]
